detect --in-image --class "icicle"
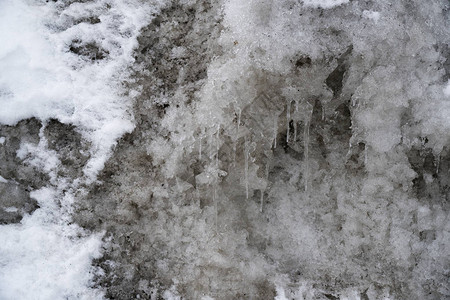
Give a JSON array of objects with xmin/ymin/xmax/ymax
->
[
  {"xmin": 232, "ymin": 141, "xmax": 237, "ymax": 165},
  {"xmin": 209, "ymin": 129, "xmax": 214, "ymax": 160},
  {"xmin": 322, "ymin": 106, "xmax": 325, "ymax": 120},
  {"xmin": 213, "ymin": 185, "xmax": 218, "ymax": 231},
  {"xmin": 260, "ymin": 190, "xmax": 264, "ymax": 212},
  {"xmin": 293, "ymin": 100, "xmax": 300, "ymax": 142},
  {"xmin": 273, "ymin": 115, "xmax": 278, "ymax": 149},
  {"xmin": 199, "ymin": 128, "xmax": 205, "ymax": 160},
  {"xmin": 196, "ymin": 187, "xmax": 201, "ymax": 207},
  {"xmin": 303, "ymin": 108, "xmax": 312, "ymax": 193},
  {"xmin": 436, "ymin": 153, "xmax": 440, "ymax": 174},
  {"xmin": 293, "ymin": 121, "xmax": 297, "ymax": 142},
  {"xmin": 286, "ymin": 100, "xmax": 292, "ymax": 143},
  {"xmin": 364, "ymin": 145, "xmax": 368, "ymax": 165},
  {"xmin": 236, "ymin": 107, "xmax": 241, "ymax": 136},
  {"xmin": 232, "ymin": 108, "xmax": 241, "ymax": 165},
  {"xmin": 244, "ymin": 138, "xmax": 249, "ymax": 199},
  {"xmin": 216, "ymin": 125, "xmax": 220, "ymax": 168}
]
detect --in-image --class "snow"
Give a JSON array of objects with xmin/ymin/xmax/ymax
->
[
  {"xmin": 362, "ymin": 10, "xmax": 381, "ymax": 22},
  {"xmin": 0, "ymin": 0, "xmax": 449, "ymax": 298},
  {"xmin": 302, "ymin": 0, "xmax": 349, "ymax": 9},
  {"xmin": 0, "ymin": 206, "xmax": 104, "ymax": 300},
  {"xmin": 0, "ymin": 0, "xmax": 166, "ymax": 298},
  {"xmin": 444, "ymin": 80, "xmax": 450, "ymax": 97},
  {"xmin": 0, "ymin": 0, "xmax": 162, "ymax": 180}
]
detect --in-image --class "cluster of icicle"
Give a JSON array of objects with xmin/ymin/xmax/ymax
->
[{"xmin": 194, "ymin": 95, "xmax": 314, "ymax": 222}]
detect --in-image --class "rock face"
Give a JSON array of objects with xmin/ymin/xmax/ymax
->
[{"xmin": 0, "ymin": 0, "xmax": 449, "ymax": 299}]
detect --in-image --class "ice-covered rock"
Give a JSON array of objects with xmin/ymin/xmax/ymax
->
[{"xmin": 0, "ymin": 0, "xmax": 449, "ymax": 299}]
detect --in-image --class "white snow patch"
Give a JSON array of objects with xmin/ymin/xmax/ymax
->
[
  {"xmin": 363, "ymin": 10, "xmax": 381, "ymax": 22},
  {"xmin": 274, "ymin": 285, "xmax": 288, "ymax": 300},
  {"xmin": 0, "ymin": 137, "xmax": 5, "ymax": 144},
  {"xmin": 0, "ymin": 0, "xmax": 167, "ymax": 298},
  {"xmin": 0, "ymin": 188, "xmax": 105, "ymax": 300},
  {"xmin": 302, "ymin": 0, "xmax": 349, "ymax": 9},
  {"xmin": 444, "ymin": 80, "xmax": 450, "ymax": 97},
  {"xmin": 3, "ymin": 207, "xmax": 18, "ymax": 213},
  {"xmin": 0, "ymin": 0, "xmax": 162, "ymax": 181},
  {"xmin": 0, "ymin": 175, "xmax": 7, "ymax": 183}
]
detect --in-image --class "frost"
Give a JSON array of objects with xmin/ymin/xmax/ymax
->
[{"xmin": 1, "ymin": 0, "xmax": 449, "ymax": 299}]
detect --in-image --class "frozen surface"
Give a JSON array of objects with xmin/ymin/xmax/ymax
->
[
  {"xmin": 0, "ymin": 0, "xmax": 163, "ymax": 180},
  {"xmin": 0, "ymin": 191, "xmax": 104, "ymax": 299},
  {"xmin": 1, "ymin": 0, "xmax": 449, "ymax": 299},
  {"xmin": 0, "ymin": 0, "xmax": 165, "ymax": 299}
]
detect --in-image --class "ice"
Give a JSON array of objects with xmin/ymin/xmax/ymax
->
[
  {"xmin": 273, "ymin": 115, "xmax": 278, "ymax": 148},
  {"xmin": 131, "ymin": 0, "xmax": 449, "ymax": 296},
  {"xmin": 199, "ymin": 136, "xmax": 203, "ymax": 160},
  {"xmin": 286, "ymin": 100, "xmax": 292, "ymax": 143},
  {"xmin": 244, "ymin": 138, "xmax": 250, "ymax": 199},
  {"xmin": 303, "ymin": 110, "xmax": 311, "ymax": 193},
  {"xmin": 236, "ymin": 107, "xmax": 242, "ymax": 137},
  {"xmin": 260, "ymin": 189, "xmax": 264, "ymax": 212},
  {"xmin": 1, "ymin": 0, "xmax": 449, "ymax": 298}
]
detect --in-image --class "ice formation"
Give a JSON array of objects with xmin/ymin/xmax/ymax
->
[{"xmin": 0, "ymin": 0, "xmax": 449, "ymax": 299}]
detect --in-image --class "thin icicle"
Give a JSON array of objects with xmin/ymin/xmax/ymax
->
[
  {"xmin": 322, "ymin": 106, "xmax": 325, "ymax": 120},
  {"xmin": 232, "ymin": 141, "xmax": 237, "ymax": 165},
  {"xmin": 261, "ymin": 161, "xmax": 270, "ymax": 213},
  {"xmin": 216, "ymin": 125, "xmax": 220, "ymax": 168},
  {"xmin": 364, "ymin": 145, "xmax": 368, "ymax": 165},
  {"xmin": 232, "ymin": 108, "xmax": 241, "ymax": 166},
  {"xmin": 244, "ymin": 138, "xmax": 249, "ymax": 199},
  {"xmin": 236, "ymin": 107, "xmax": 241, "ymax": 135},
  {"xmin": 436, "ymin": 153, "xmax": 440, "ymax": 174},
  {"xmin": 213, "ymin": 185, "xmax": 218, "ymax": 231},
  {"xmin": 304, "ymin": 108, "xmax": 312, "ymax": 193},
  {"xmin": 199, "ymin": 127, "xmax": 205, "ymax": 160},
  {"xmin": 199, "ymin": 136, "xmax": 202, "ymax": 160},
  {"xmin": 209, "ymin": 130, "xmax": 214, "ymax": 160},
  {"xmin": 293, "ymin": 100, "xmax": 299, "ymax": 142},
  {"xmin": 260, "ymin": 190, "xmax": 264, "ymax": 212},
  {"xmin": 293, "ymin": 121, "xmax": 297, "ymax": 142},
  {"xmin": 273, "ymin": 115, "xmax": 278, "ymax": 149},
  {"xmin": 286, "ymin": 100, "xmax": 292, "ymax": 143}
]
